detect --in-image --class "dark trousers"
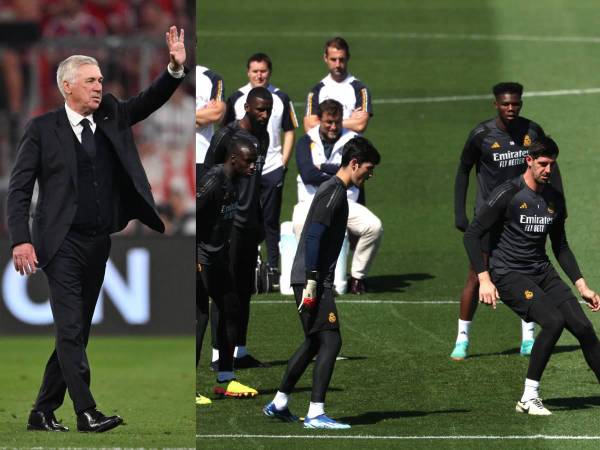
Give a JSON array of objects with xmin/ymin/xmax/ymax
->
[
  {"xmin": 211, "ymin": 226, "xmax": 260, "ymax": 349},
  {"xmin": 260, "ymin": 167, "xmax": 284, "ymax": 269},
  {"xmin": 35, "ymin": 231, "xmax": 110, "ymax": 414},
  {"xmin": 196, "ymin": 272, "xmax": 209, "ymax": 367},
  {"xmin": 525, "ymin": 297, "xmax": 600, "ymax": 382},
  {"xmin": 495, "ymin": 268, "xmax": 600, "ymax": 383},
  {"xmin": 200, "ymin": 256, "xmax": 239, "ymax": 372},
  {"xmin": 278, "ymin": 286, "xmax": 342, "ymax": 402}
]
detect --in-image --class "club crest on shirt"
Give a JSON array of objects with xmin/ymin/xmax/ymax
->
[
  {"xmin": 520, "ymin": 202, "xmax": 528, "ymax": 209},
  {"xmin": 197, "ymin": 263, "xmax": 202, "ymax": 273},
  {"xmin": 491, "ymin": 142, "xmax": 500, "ymax": 149},
  {"xmin": 328, "ymin": 312, "xmax": 337, "ymax": 323},
  {"xmin": 523, "ymin": 134, "xmax": 532, "ymax": 147},
  {"xmin": 524, "ymin": 290, "xmax": 534, "ymax": 300},
  {"xmin": 547, "ymin": 202, "xmax": 555, "ymax": 214}
]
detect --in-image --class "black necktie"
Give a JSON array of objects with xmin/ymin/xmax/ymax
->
[{"xmin": 80, "ymin": 118, "xmax": 96, "ymax": 159}]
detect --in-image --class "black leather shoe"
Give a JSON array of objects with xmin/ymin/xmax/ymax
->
[
  {"xmin": 77, "ymin": 408, "xmax": 123, "ymax": 433},
  {"xmin": 349, "ymin": 277, "xmax": 367, "ymax": 295},
  {"xmin": 27, "ymin": 410, "xmax": 69, "ymax": 432}
]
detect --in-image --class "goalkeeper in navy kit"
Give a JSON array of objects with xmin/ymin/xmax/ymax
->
[
  {"xmin": 464, "ymin": 136, "xmax": 600, "ymax": 415},
  {"xmin": 263, "ymin": 137, "xmax": 380, "ymax": 429}
]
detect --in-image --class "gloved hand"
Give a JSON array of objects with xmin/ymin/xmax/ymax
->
[{"xmin": 298, "ymin": 279, "xmax": 317, "ymax": 313}]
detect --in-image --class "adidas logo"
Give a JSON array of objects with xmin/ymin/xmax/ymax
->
[
  {"xmin": 520, "ymin": 202, "xmax": 527, "ymax": 209},
  {"xmin": 491, "ymin": 142, "xmax": 500, "ymax": 149}
]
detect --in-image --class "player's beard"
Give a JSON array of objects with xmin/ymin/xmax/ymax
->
[{"xmin": 249, "ymin": 114, "xmax": 268, "ymax": 133}]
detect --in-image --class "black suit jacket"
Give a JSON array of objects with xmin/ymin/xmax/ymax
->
[{"xmin": 7, "ymin": 69, "xmax": 186, "ymax": 267}]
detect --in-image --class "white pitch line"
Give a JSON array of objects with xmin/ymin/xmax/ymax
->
[
  {"xmin": 197, "ymin": 30, "xmax": 600, "ymax": 45},
  {"xmin": 375, "ymin": 87, "xmax": 600, "ymax": 105},
  {"xmin": 197, "ymin": 434, "xmax": 600, "ymax": 440},
  {"xmin": 252, "ymin": 299, "xmax": 589, "ymax": 305},
  {"xmin": 252, "ymin": 300, "xmax": 458, "ymax": 304},
  {"xmin": 291, "ymin": 87, "xmax": 600, "ymax": 108}
]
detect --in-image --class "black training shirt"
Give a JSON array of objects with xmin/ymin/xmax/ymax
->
[
  {"xmin": 291, "ymin": 176, "xmax": 349, "ymax": 288},
  {"xmin": 202, "ymin": 120, "xmax": 269, "ymax": 229},
  {"xmin": 196, "ymin": 165, "xmax": 238, "ymax": 264},
  {"xmin": 455, "ymin": 116, "xmax": 552, "ymax": 220},
  {"xmin": 464, "ymin": 175, "xmax": 581, "ymax": 283}
]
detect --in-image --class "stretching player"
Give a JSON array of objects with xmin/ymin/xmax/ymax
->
[
  {"xmin": 451, "ymin": 82, "xmax": 562, "ymax": 360},
  {"xmin": 264, "ymin": 136, "xmax": 380, "ymax": 429},
  {"xmin": 204, "ymin": 87, "xmax": 272, "ymax": 369},
  {"xmin": 195, "ymin": 64, "xmax": 225, "ymax": 405},
  {"xmin": 197, "ymin": 137, "xmax": 259, "ymax": 399},
  {"xmin": 464, "ymin": 136, "xmax": 600, "ymax": 415}
]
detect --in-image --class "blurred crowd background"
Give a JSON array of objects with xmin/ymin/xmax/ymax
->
[{"xmin": 0, "ymin": 0, "xmax": 196, "ymax": 237}]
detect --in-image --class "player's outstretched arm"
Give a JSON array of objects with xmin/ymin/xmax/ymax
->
[
  {"xmin": 455, "ymin": 128, "xmax": 484, "ymax": 231},
  {"xmin": 575, "ymin": 278, "xmax": 600, "ymax": 312},
  {"xmin": 454, "ymin": 160, "xmax": 471, "ymax": 232}
]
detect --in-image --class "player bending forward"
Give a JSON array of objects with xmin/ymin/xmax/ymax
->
[
  {"xmin": 264, "ymin": 136, "xmax": 380, "ymax": 429},
  {"xmin": 464, "ymin": 136, "xmax": 600, "ymax": 415}
]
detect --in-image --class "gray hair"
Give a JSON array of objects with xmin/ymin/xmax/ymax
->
[{"xmin": 56, "ymin": 55, "xmax": 99, "ymax": 99}]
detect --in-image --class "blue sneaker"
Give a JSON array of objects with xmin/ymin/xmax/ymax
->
[
  {"xmin": 303, "ymin": 414, "xmax": 351, "ymax": 429},
  {"xmin": 263, "ymin": 402, "xmax": 298, "ymax": 422},
  {"xmin": 520, "ymin": 339, "xmax": 534, "ymax": 356},
  {"xmin": 450, "ymin": 341, "xmax": 469, "ymax": 360}
]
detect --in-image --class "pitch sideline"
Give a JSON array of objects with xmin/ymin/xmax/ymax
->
[
  {"xmin": 198, "ymin": 30, "xmax": 600, "ymax": 45},
  {"xmin": 288, "ymin": 87, "xmax": 600, "ymax": 108},
  {"xmin": 197, "ymin": 433, "xmax": 600, "ymax": 440}
]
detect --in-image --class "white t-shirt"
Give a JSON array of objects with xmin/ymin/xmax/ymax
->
[{"xmin": 305, "ymin": 73, "xmax": 372, "ymax": 119}]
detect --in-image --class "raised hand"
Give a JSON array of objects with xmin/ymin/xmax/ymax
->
[{"xmin": 165, "ymin": 26, "xmax": 186, "ymax": 70}]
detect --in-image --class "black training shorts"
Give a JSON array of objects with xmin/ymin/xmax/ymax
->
[
  {"xmin": 293, "ymin": 285, "xmax": 340, "ymax": 335},
  {"xmin": 492, "ymin": 266, "xmax": 576, "ymax": 321}
]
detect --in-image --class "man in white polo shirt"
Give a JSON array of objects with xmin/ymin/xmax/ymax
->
[
  {"xmin": 304, "ymin": 37, "xmax": 372, "ymax": 134},
  {"xmin": 223, "ymin": 53, "xmax": 298, "ymax": 284},
  {"xmin": 293, "ymin": 100, "xmax": 382, "ymax": 294}
]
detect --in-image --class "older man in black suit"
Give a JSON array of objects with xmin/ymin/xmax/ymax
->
[{"xmin": 7, "ymin": 26, "xmax": 187, "ymax": 433}]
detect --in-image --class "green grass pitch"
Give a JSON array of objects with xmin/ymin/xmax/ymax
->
[
  {"xmin": 0, "ymin": 336, "xmax": 194, "ymax": 448},
  {"xmin": 197, "ymin": 0, "xmax": 600, "ymax": 448}
]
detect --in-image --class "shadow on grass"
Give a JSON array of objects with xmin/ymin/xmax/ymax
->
[
  {"xmin": 545, "ymin": 395, "xmax": 600, "ymax": 411},
  {"xmin": 469, "ymin": 344, "xmax": 580, "ymax": 359},
  {"xmin": 263, "ymin": 356, "xmax": 368, "ymax": 368},
  {"xmin": 259, "ymin": 387, "xmax": 343, "ymax": 396},
  {"xmin": 338, "ymin": 408, "xmax": 469, "ymax": 425},
  {"xmin": 365, "ymin": 273, "xmax": 435, "ymax": 293}
]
